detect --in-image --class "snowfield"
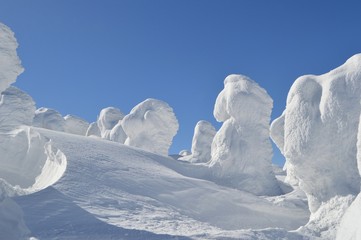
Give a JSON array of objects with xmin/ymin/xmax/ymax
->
[{"xmin": 2, "ymin": 21, "xmax": 361, "ymax": 240}]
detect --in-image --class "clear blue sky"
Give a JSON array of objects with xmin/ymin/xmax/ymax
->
[{"xmin": 2, "ymin": 0, "xmax": 361, "ymax": 166}]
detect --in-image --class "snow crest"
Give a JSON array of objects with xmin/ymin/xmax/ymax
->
[
  {"xmin": 33, "ymin": 107, "xmax": 66, "ymax": 132},
  {"xmin": 122, "ymin": 98, "xmax": 179, "ymax": 156},
  {"xmin": 272, "ymin": 54, "xmax": 361, "ymax": 213},
  {"xmin": 209, "ymin": 74, "xmax": 281, "ymax": 196},
  {"xmin": 64, "ymin": 114, "xmax": 89, "ymax": 136}
]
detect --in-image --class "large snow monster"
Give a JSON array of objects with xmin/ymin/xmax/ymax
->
[
  {"xmin": 209, "ymin": 74, "xmax": 281, "ymax": 196},
  {"xmin": 122, "ymin": 98, "xmax": 179, "ymax": 156},
  {"xmin": 271, "ymin": 54, "xmax": 361, "ymax": 213}
]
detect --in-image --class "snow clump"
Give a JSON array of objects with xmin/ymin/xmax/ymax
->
[
  {"xmin": 122, "ymin": 98, "xmax": 179, "ymax": 156},
  {"xmin": 64, "ymin": 114, "xmax": 89, "ymax": 136},
  {"xmin": 33, "ymin": 107, "xmax": 66, "ymax": 132},
  {"xmin": 209, "ymin": 74, "xmax": 281, "ymax": 196},
  {"xmin": 179, "ymin": 120, "xmax": 216, "ymax": 163}
]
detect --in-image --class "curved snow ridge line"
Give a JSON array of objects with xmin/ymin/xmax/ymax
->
[{"xmin": 0, "ymin": 126, "xmax": 67, "ymax": 197}]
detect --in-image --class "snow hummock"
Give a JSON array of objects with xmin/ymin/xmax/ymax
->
[
  {"xmin": 209, "ymin": 74, "xmax": 281, "ymax": 196},
  {"xmin": 122, "ymin": 98, "xmax": 179, "ymax": 156},
  {"xmin": 64, "ymin": 114, "xmax": 89, "ymax": 136},
  {"xmin": 180, "ymin": 120, "xmax": 216, "ymax": 163},
  {"xmin": 0, "ymin": 23, "xmax": 23, "ymax": 93},
  {"xmin": 271, "ymin": 54, "xmax": 361, "ymax": 213},
  {"xmin": 33, "ymin": 107, "xmax": 66, "ymax": 132}
]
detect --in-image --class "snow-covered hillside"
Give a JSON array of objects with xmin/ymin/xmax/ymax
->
[{"xmin": 2, "ymin": 21, "xmax": 361, "ymax": 240}]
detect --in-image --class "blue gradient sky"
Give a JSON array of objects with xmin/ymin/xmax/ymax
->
[{"xmin": 2, "ymin": 0, "xmax": 361, "ymax": 166}]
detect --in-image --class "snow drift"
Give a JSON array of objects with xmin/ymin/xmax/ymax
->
[
  {"xmin": 271, "ymin": 54, "xmax": 361, "ymax": 213},
  {"xmin": 209, "ymin": 74, "xmax": 281, "ymax": 196},
  {"xmin": 179, "ymin": 120, "xmax": 216, "ymax": 163},
  {"xmin": 122, "ymin": 98, "xmax": 179, "ymax": 156}
]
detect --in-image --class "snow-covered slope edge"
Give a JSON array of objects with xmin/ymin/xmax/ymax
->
[{"xmin": 14, "ymin": 128, "xmax": 309, "ymax": 239}]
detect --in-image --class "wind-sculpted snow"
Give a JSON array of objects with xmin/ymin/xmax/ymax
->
[
  {"xmin": 209, "ymin": 74, "xmax": 281, "ymax": 196},
  {"xmin": 33, "ymin": 107, "xmax": 66, "ymax": 132},
  {"xmin": 64, "ymin": 114, "xmax": 89, "ymax": 136},
  {"xmin": 272, "ymin": 54, "xmax": 361, "ymax": 213},
  {"xmin": 0, "ymin": 126, "xmax": 67, "ymax": 194},
  {"xmin": 109, "ymin": 120, "xmax": 127, "ymax": 143},
  {"xmin": 97, "ymin": 107, "xmax": 125, "ymax": 139},
  {"xmin": 0, "ymin": 23, "xmax": 23, "ymax": 93},
  {"xmin": 336, "ymin": 111, "xmax": 361, "ymax": 239},
  {"xmin": 179, "ymin": 120, "xmax": 216, "ymax": 163},
  {"xmin": 122, "ymin": 98, "xmax": 179, "ymax": 156},
  {"xmin": 0, "ymin": 86, "xmax": 35, "ymax": 131}
]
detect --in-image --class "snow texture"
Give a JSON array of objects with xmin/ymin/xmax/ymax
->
[
  {"xmin": 86, "ymin": 121, "xmax": 101, "ymax": 137},
  {"xmin": 0, "ymin": 86, "xmax": 35, "ymax": 131},
  {"xmin": 209, "ymin": 74, "xmax": 281, "ymax": 196},
  {"xmin": 33, "ymin": 107, "xmax": 66, "ymax": 132},
  {"xmin": 271, "ymin": 54, "xmax": 361, "ymax": 213},
  {"xmin": 179, "ymin": 120, "xmax": 216, "ymax": 163},
  {"xmin": 0, "ymin": 23, "xmax": 23, "ymax": 93},
  {"xmin": 109, "ymin": 120, "xmax": 127, "ymax": 143},
  {"xmin": 64, "ymin": 114, "xmax": 89, "ymax": 136},
  {"xmin": 122, "ymin": 98, "xmax": 179, "ymax": 156}
]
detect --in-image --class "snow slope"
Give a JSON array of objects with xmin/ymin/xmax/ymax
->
[{"xmin": 14, "ymin": 127, "xmax": 309, "ymax": 239}]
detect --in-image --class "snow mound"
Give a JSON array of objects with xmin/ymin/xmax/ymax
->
[
  {"xmin": 0, "ymin": 126, "xmax": 67, "ymax": 195},
  {"xmin": 86, "ymin": 121, "xmax": 101, "ymax": 137},
  {"xmin": 271, "ymin": 53, "xmax": 361, "ymax": 212},
  {"xmin": 109, "ymin": 120, "xmax": 127, "ymax": 143},
  {"xmin": 0, "ymin": 86, "xmax": 35, "ymax": 131},
  {"xmin": 0, "ymin": 23, "xmax": 23, "ymax": 93},
  {"xmin": 180, "ymin": 120, "xmax": 216, "ymax": 163},
  {"xmin": 122, "ymin": 98, "xmax": 179, "ymax": 155},
  {"xmin": 33, "ymin": 107, "xmax": 66, "ymax": 132},
  {"xmin": 64, "ymin": 114, "xmax": 89, "ymax": 136},
  {"xmin": 209, "ymin": 74, "xmax": 281, "ymax": 196},
  {"xmin": 336, "ymin": 194, "xmax": 361, "ymax": 240}
]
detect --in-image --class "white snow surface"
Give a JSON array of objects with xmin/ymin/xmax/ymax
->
[
  {"xmin": 122, "ymin": 98, "xmax": 179, "ymax": 156},
  {"xmin": 63, "ymin": 114, "xmax": 89, "ymax": 136},
  {"xmin": 33, "ymin": 107, "xmax": 66, "ymax": 132},
  {"xmin": 209, "ymin": 74, "xmax": 281, "ymax": 196},
  {"xmin": 0, "ymin": 23, "xmax": 23, "ymax": 93},
  {"xmin": 272, "ymin": 54, "xmax": 361, "ymax": 213},
  {"xmin": 179, "ymin": 120, "xmax": 216, "ymax": 163},
  {"xmin": 14, "ymin": 128, "xmax": 309, "ymax": 239}
]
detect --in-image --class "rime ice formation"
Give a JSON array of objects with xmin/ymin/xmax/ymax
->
[
  {"xmin": 64, "ymin": 114, "xmax": 89, "ymax": 136},
  {"xmin": 0, "ymin": 86, "xmax": 35, "ymax": 131},
  {"xmin": 271, "ymin": 54, "xmax": 361, "ymax": 213},
  {"xmin": 0, "ymin": 23, "xmax": 24, "ymax": 93},
  {"xmin": 33, "ymin": 107, "xmax": 66, "ymax": 132},
  {"xmin": 180, "ymin": 120, "xmax": 216, "ymax": 163},
  {"xmin": 109, "ymin": 120, "xmax": 127, "ymax": 143},
  {"xmin": 209, "ymin": 74, "xmax": 280, "ymax": 196},
  {"xmin": 122, "ymin": 98, "xmax": 179, "ymax": 156},
  {"xmin": 86, "ymin": 107, "xmax": 124, "ymax": 142},
  {"xmin": 336, "ymin": 112, "xmax": 361, "ymax": 239}
]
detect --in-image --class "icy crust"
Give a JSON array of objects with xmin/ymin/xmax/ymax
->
[
  {"xmin": 64, "ymin": 114, "xmax": 89, "ymax": 136},
  {"xmin": 122, "ymin": 98, "xmax": 179, "ymax": 156},
  {"xmin": 33, "ymin": 107, "xmax": 66, "ymax": 132},
  {"xmin": 0, "ymin": 23, "xmax": 23, "ymax": 93},
  {"xmin": 209, "ymin": 74, "xmax": 281, "ymax": 196},
  {"xmin": 0, "ymin": 86, "xmax": 35, "ymax": 131},
  {"xmin": 179, "ymin": 120, "xmax": 216, "ymax": 163},
  {"xmin": 0, "ymin": 126, "xmax": 67, "ymax": 194},
  {"xmin": 272, "ymin": 54, "xmax": 361, "ymax": 213}
]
